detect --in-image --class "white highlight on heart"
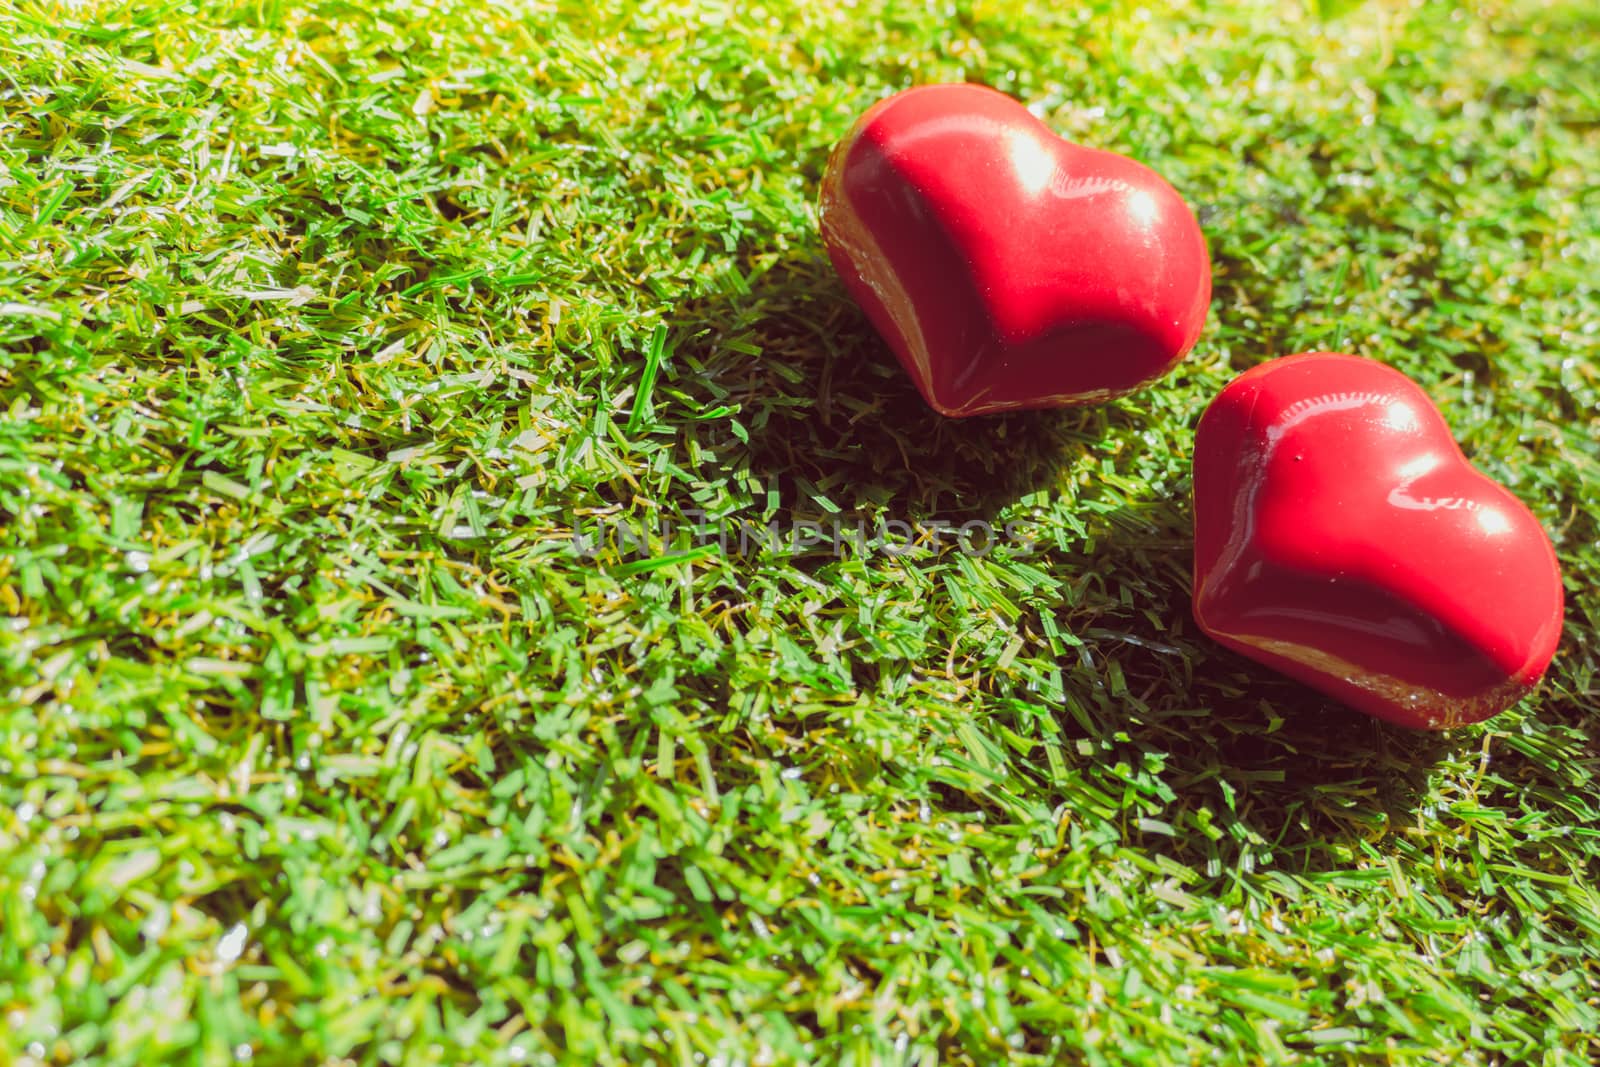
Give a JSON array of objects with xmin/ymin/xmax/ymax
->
[
  {"xmin": 1049, "ymin": 171, "xmax": 1132, "ymax": 200},
  {"xmin": 1265, "ymin": 390, "xmax": 1390, "ymax": 443},
  {"xmin": 1388, "ymin": 452, "xmax": 1482, "ymax": 515},
  {"xmin": 1126, "ymin": 188, "xmax": 1159, "ymax": 226},
  {"xmin": 1009, "ymin": 131, "xmax": 1057, "ymax": 197},
  {"xmin": 1394, "ymin": 454, "xmax": 1438, "ymax": 483},
  {"xmin": 1384, "ymin": 400, "xmax": 1420, "ymax": 432},
  {"xmin": 1476, "ymin": 507, "xmax": 1513, "ymax": 536},
  {"xmin": 1265, "ymin": 391, "xmax": 1497, "ymax": 522}
]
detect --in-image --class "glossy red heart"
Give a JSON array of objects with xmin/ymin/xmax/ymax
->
[
  {"xmin": 1192, "ymin": 353, "xmax": 1564, "ymax": 729},
  {"xmin": 818, "ymin": 83, "xmax": 1211, "ymax": 417}
]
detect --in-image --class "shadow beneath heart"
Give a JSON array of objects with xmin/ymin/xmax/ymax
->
[
  {"xmin": 665, "ymin": 246, "xmax": 1461, "ymax": 872},
  {"xmin": 669, "ymin": 248, "xmax": 1119, "ymax": 532},
  {"xmin": 1052, "ymin": 495, "xmax": 1465, "ymax": 874}
]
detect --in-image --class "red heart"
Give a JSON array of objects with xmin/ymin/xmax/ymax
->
[
  {"xmin": 1192, "ymin": 353, "xmax": 1564, "ymax": 729},
  {"xmin": 819, "ymin": 83, "xmax": 1211, "ymax": 417}
]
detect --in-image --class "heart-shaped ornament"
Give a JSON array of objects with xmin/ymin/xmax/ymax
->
[
  {"xmin": 819, "ymin": 83, "xmax": 1211, "ymax": 417},
  {"xmin": 1192, "ymin": 353, "xmax": 1564, "ymax": 729}
]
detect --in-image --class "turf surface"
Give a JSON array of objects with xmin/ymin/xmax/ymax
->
[{"xmin": 2, "ymin": 0, "xmax": 1599, "ymax": 1063}]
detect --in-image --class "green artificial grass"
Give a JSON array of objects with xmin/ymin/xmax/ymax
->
[{"xmin": 2, "ymin": 0, "xmax": 1599, "ymax": 1063}]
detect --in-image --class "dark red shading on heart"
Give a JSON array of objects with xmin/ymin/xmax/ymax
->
[
  {"xmin": 1192, "ymin": 353, "xmax": 1564, "ymax": 729},
  {"xmin": 819, "ymin": 83, "xmax": 1211, "ymax": 417}
]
